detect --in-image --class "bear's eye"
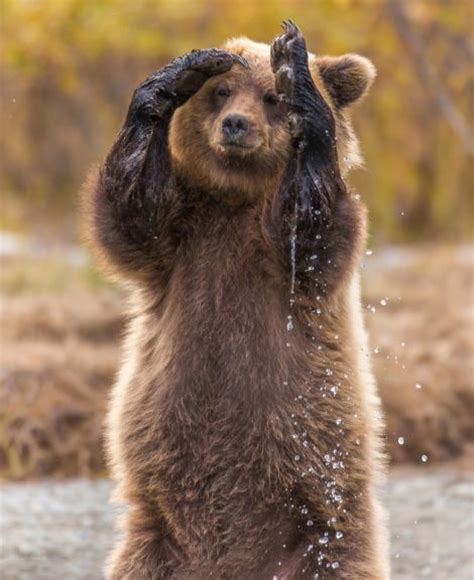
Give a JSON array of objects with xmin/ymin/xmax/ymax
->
[
  {"xmin": 263, "ymin": 93, "xmax": 279, "ymax": 106},
  {"xmin": 216, "ymin": 87, "xmax": 231, "ymax": 98}
]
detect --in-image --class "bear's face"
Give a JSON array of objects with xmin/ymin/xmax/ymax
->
[
  {"xmin": 204, "ymin": 68, "xmax": 290, "ymax": 164},
  {"xmin": 169, "ymin": 38, "xmax": 375, "ymax": 200}
]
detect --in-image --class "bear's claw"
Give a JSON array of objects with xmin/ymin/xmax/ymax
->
[
  {"xmin": 271, "ymin": 20, "xmax": 336, "ymax": 151},
  {"xmin": 271, "ymin": 20, "xmax": 308, "ymax": 101},
  {"xmin": 183, "ymin": 49, "xmax": 248, "ymax": 76},
  {"xmin": 129, "ymin": 49, "xmax": 248, "ymax": 123}
]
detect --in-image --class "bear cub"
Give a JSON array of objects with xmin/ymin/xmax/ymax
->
[{"xmin": 87, "ymin": 20, "xmax": 389, "ymax": 580}]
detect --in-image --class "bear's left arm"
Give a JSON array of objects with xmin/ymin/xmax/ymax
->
[
  {"xmin": 264, "ymin": 22, "xmax": 365, "ymax": 298},
  {"xmin": 86, "ymin": 50, "xmax": 246, "ymax": 283}
]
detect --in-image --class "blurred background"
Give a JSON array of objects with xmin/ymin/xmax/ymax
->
[{"xmin": 0, "ymin": 0, "xmax": 472, "ymax": 480}]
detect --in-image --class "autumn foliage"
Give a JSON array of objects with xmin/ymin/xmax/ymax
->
[{"xmin": 1, "ymin": 0, "xmax": 473, "ymax": 240}]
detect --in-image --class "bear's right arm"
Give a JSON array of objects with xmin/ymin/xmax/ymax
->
[
  {"xmin": 263, "ymin": 22, "xmax": 365, "ymax": 298},
  {"xmin": 87, "ymin": 50, "xmax": 247, "ymax": 282}
]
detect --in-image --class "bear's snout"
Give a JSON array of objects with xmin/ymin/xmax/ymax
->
[{"xmin": 222, "ymin": 114, "xmax": 250, "ymax": 143}]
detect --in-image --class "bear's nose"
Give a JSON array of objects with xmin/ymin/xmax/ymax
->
[{"xmin": 222, "ymin": 114, "xmax": 250, "ymax": 141}]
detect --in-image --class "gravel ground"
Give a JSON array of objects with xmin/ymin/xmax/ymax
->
[{"xmin": 1, "ymin": 468, "xmax": 473, "ymax": 579}]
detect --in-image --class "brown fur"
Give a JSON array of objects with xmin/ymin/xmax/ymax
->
[{"xmin": 86, "ymin": 29, "xmax": 388, "ymax": 579}]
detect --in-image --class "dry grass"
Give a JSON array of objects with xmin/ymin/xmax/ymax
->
[
  {"xmin": 0, "ymin": 247, "xmax": 472, "ymax": 480},
  {"xmin": 363, "ymin": 246, "xmax": 474, "ymax": 463},
  {"xmin": 0, "ymin": 287, "xmax": 122, "ymax": 479}
]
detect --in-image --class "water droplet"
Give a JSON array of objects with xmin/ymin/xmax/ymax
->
[
  {"xmin": 397, "ymin": 437, "xmax": 405, "ymax": 446},
  {"xmin": 380, "ymin": 299, "xmax": 387, "ymax": 306},
  {"xmin": 335, "ymin": 531, "xmax": 343, "ymax": 540},
  {"xmin": 421, "ymin": 454, "xmax": 428, "ymax": 463},
  {"xmin": 295, "ymin": 455, "xmax": 301, "ymax": 462},
  {"xmin": 365, "ymin": 249, "xmax": 373, "ymax": 256},
  {"xmin": 331, "ymin": 562, "xmax": 340, "ymax": 569},
  {"xmin": 287, "ymin": 315, "xmax": 294, "ymax": 331},
  {"xmin": 307, "ymin": 520, "xmax": 314, "ymax": 527},
  {"xmin": 415, "ymin": 383, "xmax": 422, "ymax": 389}
]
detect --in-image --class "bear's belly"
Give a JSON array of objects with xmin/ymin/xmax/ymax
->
[
  {"xmin": 148, "ymin": 410, "xmax": 307, "ymax": 578},
  {"xmin": 119, "ymin": 290, "xmax": 308, "ymax": 571},
  {"xmin": 114, "ymin": 269, "xmax": 362, "ymax": 573},
  {"xmin": 154, "ymin": 433, "xmax": 298, "ymax": 574}
]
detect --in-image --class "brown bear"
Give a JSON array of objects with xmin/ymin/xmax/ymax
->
[{"xmin": 86, "ymin": 20, "xmax": 389, "ymax": 580}]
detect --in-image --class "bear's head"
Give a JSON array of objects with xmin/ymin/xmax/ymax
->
[{"xmin": 169, "ymin": 38, "xmax": 375, "ymax": 200}]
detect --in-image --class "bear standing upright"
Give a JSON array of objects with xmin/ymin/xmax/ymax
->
[{"xmin": 86, "ymin": 20, "xmax": 389, "ymax": 580}]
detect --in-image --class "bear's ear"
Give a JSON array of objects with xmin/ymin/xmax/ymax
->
[{"xmin": 316, "ymin": 54, "xmax": 376, "ymax": 109}]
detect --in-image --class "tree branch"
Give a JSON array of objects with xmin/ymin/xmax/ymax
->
[{"xmin": 387, "ymin": 0, "xmax": 474, "ymax": 156}]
